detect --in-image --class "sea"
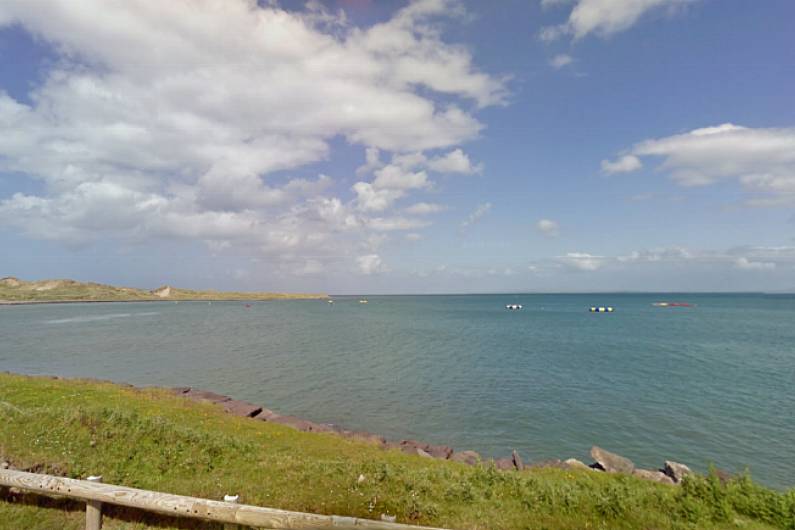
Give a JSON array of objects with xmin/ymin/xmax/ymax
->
[{"xmin": 1, "ymin": 293, "xmax": 793, "ymax": 489}]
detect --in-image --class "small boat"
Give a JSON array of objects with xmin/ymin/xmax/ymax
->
[
  {"xmin": 359, "ymin": 299, "xmax": 368, "ymax": 304},
  {"xmin": 505, "ymin": 304, "xmax": 523, "ymax": 310},
  {"xmin": 589, "ymin": 306, "xmax": 614, "ymax": 313},
  {"xmin": 327, "ymin": 299, "xmax": 334, "ymax": 304},
  {"xmin": 653, "ymin": 302, "xmax": 692, "ymax": 307}
]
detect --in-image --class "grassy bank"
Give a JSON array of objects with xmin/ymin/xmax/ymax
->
[
  {"xmin": 0, "ymin": 277, "xmax": 326, "ymax": 303},
  {"xmin": 0, "ymin": 374, "xmax": 793, "ymax": 530}
]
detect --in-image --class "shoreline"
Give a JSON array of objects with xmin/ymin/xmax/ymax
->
[
  {"xmin": 5, "ymin": 371, "xmax": 706, "ymax": 487},
  {"xmin": 0, "ymin": 297, "xmax": 327, "ymax": 306}
]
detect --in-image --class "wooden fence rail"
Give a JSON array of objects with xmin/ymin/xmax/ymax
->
[{"xmin": 0, "ymin": 468, "xmax": 450, "ymax": 530}]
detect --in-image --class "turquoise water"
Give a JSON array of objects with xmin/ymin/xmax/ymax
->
[{"xmin": 1, "ymin": 293, "xmax": 793, "ymax": 489}]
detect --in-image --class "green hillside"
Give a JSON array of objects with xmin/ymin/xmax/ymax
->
[{"xmin": 0, "ymin": 277, "xmax": 326, "ymax": 303}]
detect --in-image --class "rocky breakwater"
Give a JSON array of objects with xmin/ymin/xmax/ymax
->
[{"xmin": 171, "ymin": 386, "xmax": 707, "ymax": 487}]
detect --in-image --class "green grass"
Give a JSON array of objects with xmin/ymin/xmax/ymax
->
[
  {"xmin": 1, "ymin": 374, "xmax": 793, "ymax": 530},
  {"xmin": 0, "ymin": 277, "xmax": 326, "ymax": 303}
]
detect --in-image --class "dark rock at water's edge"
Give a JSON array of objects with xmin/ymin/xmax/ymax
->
[
  {"xmin": 634, "ymin": 468, "xmax": 675, "ymax": 485},
  {"xmin": 512, "ymin": 450, "xmax": 524, "ymax": 471},
  {"xmin": 269, "ymin": 415, "xmax": 335, "ymax": 433},
  {"xmin": 222, "ymin": 400, "xmax": 263, "ymax": 418},
  {"xmin": 176, "ymin": 387, "xmax": 231, "ymax": 404},
  {"xmin": 563, "ymin": 458, "xmax": 590, "ymax": 470},
  {"xmin": 450, "ymin": 450, "xmax": 481, "ymax": 465},
  {"xmin": 396, "ymin": 440, "xmax": 453, "ymax": 459},
  {"xmin": 494, "ymin": 458, "xmax": 515, "ymax": 470},
  {"xmin": 663, "ymin": 460, "xmax": 693, "ymax": 483},
  {"xmin": 590, "ymin": 446, "xmax": 635, "ymax": 474},
  {"xmin": 527, "ymin": 458, "xmax": 565, "ymax": 470}
]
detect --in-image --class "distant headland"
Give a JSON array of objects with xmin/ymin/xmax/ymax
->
[{"xmin": 0, "ymin": 277, "xmax": 327, "ymax": 304}]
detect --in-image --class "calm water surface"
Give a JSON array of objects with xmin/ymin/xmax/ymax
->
[{"xmin": 1, "ymin": 294, "xmax": 793, "ymax": 488}]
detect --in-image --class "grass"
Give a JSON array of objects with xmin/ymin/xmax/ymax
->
[
  {"xmin": 1, "ymin": 373, "xmax": 793, "ymax": 530},
  {"xmin": 0, "ymin": 277, "xmax": 326, "ymax": 303}
]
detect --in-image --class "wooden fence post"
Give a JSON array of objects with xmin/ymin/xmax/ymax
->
[
  {"xmin": 85, "ymin": 475, "xmax": 103, "ymax": 530},
  {"xmin": 223, "ymin": 494, "xmax": 240, "ymax": 530}
]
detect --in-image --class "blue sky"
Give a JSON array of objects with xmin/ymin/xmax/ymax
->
[{"xmin": 1, "ymin": 0, "xmax": 794, "ymax": 293}]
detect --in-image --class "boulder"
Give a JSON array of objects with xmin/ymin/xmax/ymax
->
[
  {"xmin": 663, "ymin": 461, "xmax": 693, "ymax": 483},
  {"xmin": 222, "ymin": 400, "xmax": 262, "ymax": 418},
  {"xmin": 528, "ymin": 459, "xmax": 565, "ymax": 469},
  {"xmin": 394, "ymin": 440, "xmax": 453, "ymax": 460},
  {"xmin": 398, "ymin": 440, "xmax": 427, "ymax": 455},
  {"xmin": 170, "ymin": 386, "xmax": 192, "ymax": 395},
  {"xmin": 511, "ymin": 450, "xmax": 524, "ymax": 471},
  {"xmin": 426, "ymin": 444, "xmax": 454, "ymax": 460},
  {"xmin": 590, "ymin": 446, "xmax": 635, "ymax": 474},
  {"xmin": 338, "ymin": 431, "xmax": 386, "ymax": 446},
  {"xmin": 415, "ymin": 448, "xmax": 433, "ymax": 459},
  {"xmin": 253, "ymin": 408, "xmax": 277, "ymax": 421},
  {"xmin": 182, "ymin": 388, "xmax": 231, "ymax": 404},
  {"xmin": 269, "ymin": 415, "xmax": 334, "ymax": 433},
  {"xmin": 563, "ymin": 458, "xmax": 590, "ymax": 471},
  {"xmin": 633, "ymin": 469, "xmax": 675, "ymax": 485},
  {"xmin": 494, "ymin": 458, "xmax": 515, "ymax": 471},
  {"xmin": 450, "ymin": 451, "xmax": 481, "ymax": 466}
]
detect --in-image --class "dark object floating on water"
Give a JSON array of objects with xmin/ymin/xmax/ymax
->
[
  {"xmin": 589, "ymin": 306, "xmax": 614, "ymax": 313},
  {"xmin": 245, "ymin": 304, "xmax": 251, "ymax": 308}
]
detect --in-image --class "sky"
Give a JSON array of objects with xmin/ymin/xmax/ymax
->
[{"xmin": 0, "ymin": 0, "xmax": 794, "ymax": 293}]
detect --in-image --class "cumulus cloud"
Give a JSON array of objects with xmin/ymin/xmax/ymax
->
[
  {"xmin": 601, "ymin": 154, "xmax": 642, "ymax": 174},
  {"xmin": 549, "ymin": 54, "xmax": 573, "ymax": 69},
  {"xmin": 540, "ymin": 0, "xmax": 696, "ymax": 41},
  {"xmin": 0, "ymin": 0, "xmax": 505, "ymax": 272},
  {"xmin": 559, "ymin": 252, "xmax": 605, "ymax": 271},
  {"xmin": 405, "ymin": 202, "xmax": 446, "ymax": 215},
  {"xmin": 426, "ymin": 148, "xmax": 482, "ymax": 174},
  {"xmin": 461, "ymin": 202, "xmax": 492, "ymax": 228},
  {"xmin": 601, "ymin": 124, "xmax": 795, "ymax": 204},
  {"xmin": 536, "ymin": 218, "xmax": 560, "ymax": 237},
  {"xmin": 734, "ymin": 257, "xmax": 775, "ymax": 271},
  {"xmin": 356, "ymin": 253, "xmax": 386, "ymax": 275}
]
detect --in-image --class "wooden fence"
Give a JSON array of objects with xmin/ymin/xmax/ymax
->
[{"xmin": 0, "ymin": 468, "xmax": 450, "ymax": 530}]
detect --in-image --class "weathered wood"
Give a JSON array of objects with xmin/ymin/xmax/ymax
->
[
  {"xmin": 85, "ymin": 475, "xmax": 103, "ymax": 530},
  {"xmin": 225, "ymin": 494, "xmax": 241, "ymax": 530},
  {"xmin": 0, "ymin": 468, "xmax": 449, "ymax": 530}
]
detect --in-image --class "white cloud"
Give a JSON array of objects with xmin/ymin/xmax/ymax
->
[
  {"xmin": 536, "ymin": 218, "xmax": 560, "ymax": 237},
  {"xmin": 540, "ymin": 0, "xmax": 695, "ymax": 41},
  {"xmin": 602, "ymin": 124, "xmax": 795, "ymax": 203},
  {"xmin": 372, "ymin": 165, "xmax": 430, "ymax": 190},
  {"xmin": 0, "ymin": 0, "xmax": 505, "ymax": 273},
  {"xmin": 461, "ymin": 202, "xmax": 492, "ymax": 228},
  {"xmin": 559, "ymin": 252, "xmax": 605, "ymax": 271},
  {"xmin": 405, "ymin": 202, "xmax": 446, "ymax": 215},
  {"xmin": 601, "ymin": 154, "xmax": 642, "ymax": 174},
  {"xmin": 734, "ymin": 257, "xmax": 775, "ymax": 271},
  {"xmin": 405, "ymin": 232, "xmax": 423, "ymax": 241},
  {"xmin": 426, "ymin": 148, "xmax": 482, "ymax": 174},
  {"xmin": 541, "ymin": 0, "xmax": 575, "ymax": 7},
  {"xmin": 356, "ymin": 254, "xmax": 386, "ymax": 275},
  {"xmin": 549, "ymin": 54, "xmax": 573, "ymax": 69},
  {"xmin": 351, "ymin": 182, "xmax": 405, "ymax": 212},
  {"xmin": 367, "ymin": 216, "xmax": 429, "ymax": 231}
]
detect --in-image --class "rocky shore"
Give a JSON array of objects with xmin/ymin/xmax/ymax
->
[{"xmin": 169, "ymin": 385, "xmax": 709, "ymax": 487}]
